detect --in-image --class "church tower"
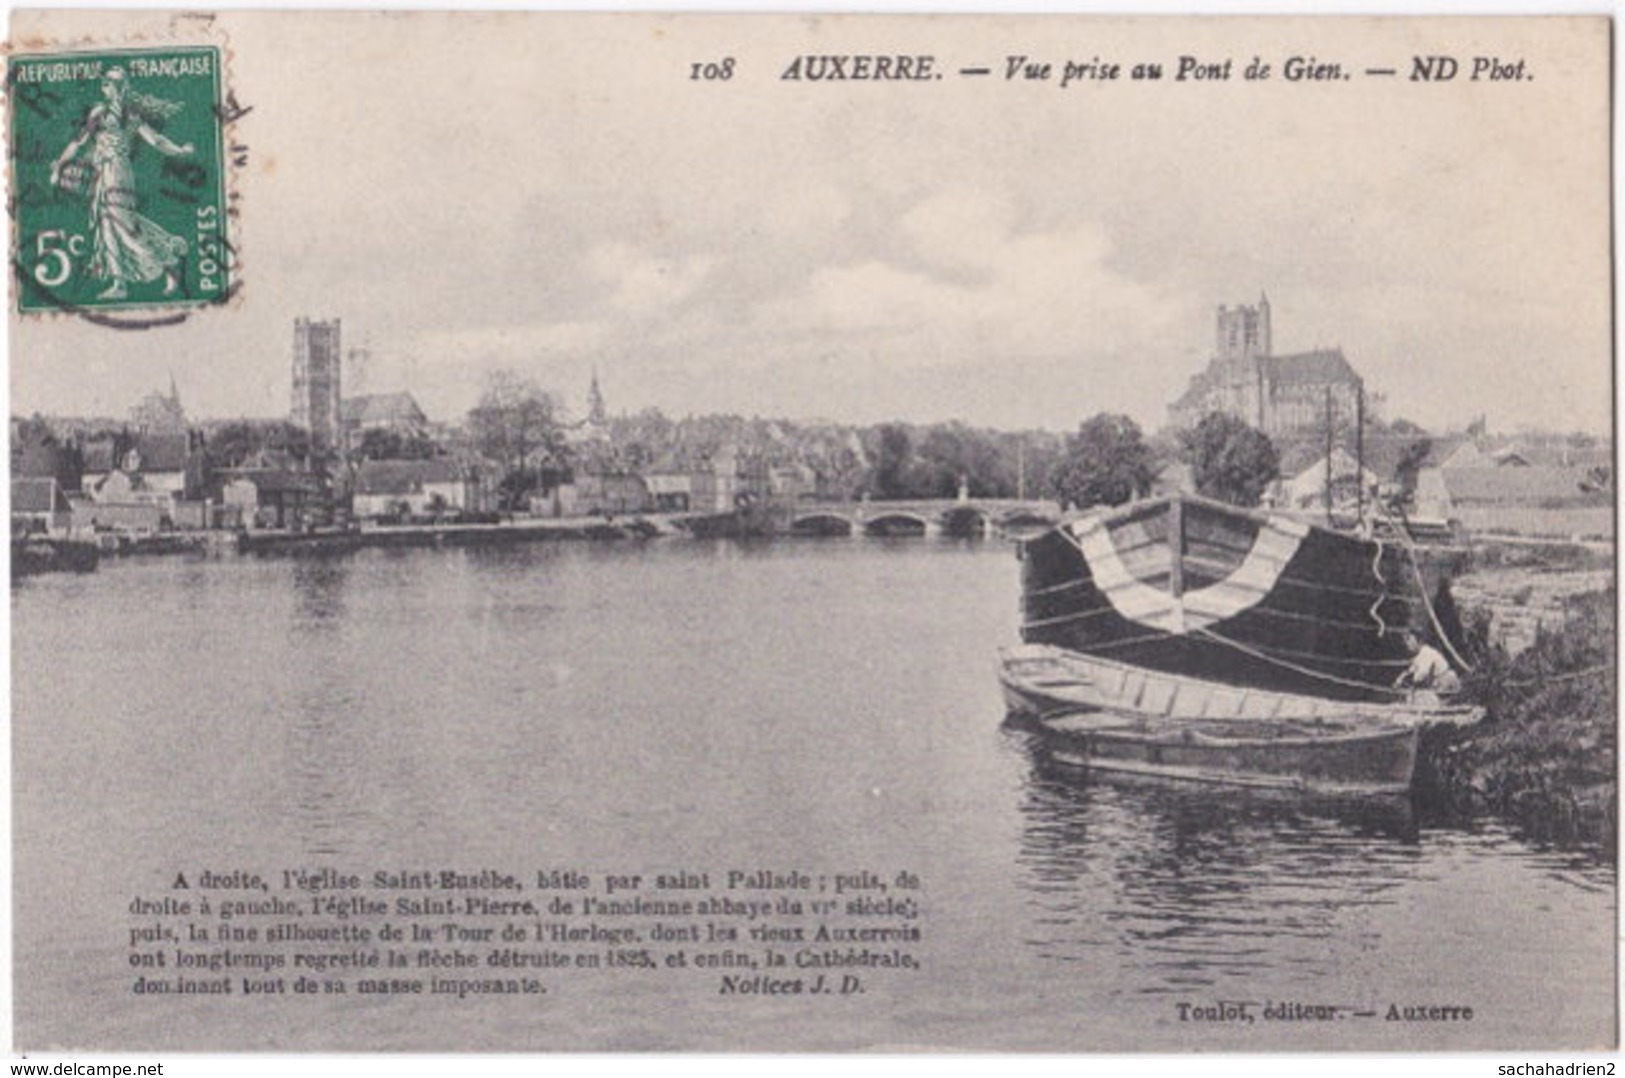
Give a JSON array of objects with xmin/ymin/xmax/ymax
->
[{"xmin": 291, "ymin": 317, "xmax": 342, "ymax": 452}]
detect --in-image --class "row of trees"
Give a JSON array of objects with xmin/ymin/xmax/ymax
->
[
  {"xmin": 18, "ymin": 359, "xmax": 1407, "ymax": 517},
  {"xmin": 1048, "ymin": 411, "xmax": 1281, "ymax": 511}
]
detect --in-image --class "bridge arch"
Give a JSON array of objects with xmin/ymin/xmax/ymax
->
[
  {"xmin": 998, "ymin": 509, "xmax": 1058, "ymax": 533},
  {"xmin": 790, "ymin": 512, "xmax": 855, "ymax": 538},
  {"xmin": 940, "ymin": 505, "xmax": 995, "ymax": 538},
  {"xmin": 863, "ymin": 512, "xmax": 930, "ymax": 537}
]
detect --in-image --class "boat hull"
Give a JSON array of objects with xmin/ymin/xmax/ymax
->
[
  {"xmin": 1038, "ymin": 718, "xmax": 1417, "ymax": 795},
  {"xmin": 1018, "ymin": 494, "xmax": 1459, "ymax": 703},
  {"xmin": 1001, "ymin": 644, "xmax": 1478, "ymax": 794}
]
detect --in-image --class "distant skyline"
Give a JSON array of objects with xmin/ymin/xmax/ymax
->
[{"xmin": 10, "ymin": 13, "xmax": 1612, "ymax": 437}]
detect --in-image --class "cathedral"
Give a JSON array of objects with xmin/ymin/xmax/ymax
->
[{"xmin": 1168, "ymin": 295, "xmax": 1364, "ymax": 438}]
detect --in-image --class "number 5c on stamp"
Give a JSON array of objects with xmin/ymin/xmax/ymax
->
[{"xmin": 9, "ymin": 46, "xmax": 230, "ymax": 314}]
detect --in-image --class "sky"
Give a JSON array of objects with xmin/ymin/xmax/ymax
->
[{"xmin": 7, "ymin": 11, "xmax": 1613, "ymax": 436}]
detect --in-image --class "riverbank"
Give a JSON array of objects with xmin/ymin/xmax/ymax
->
[
  {"xmin": 11, "ymin": 536, "xmax": 99, "ymax": 578},
  {"xmin": 1417, "ymin": 585, "xmax": 1615, "ymax": 853},
  {"xmin": 237, "ymin": 515, "xmax": 667, "ymax": 555}
]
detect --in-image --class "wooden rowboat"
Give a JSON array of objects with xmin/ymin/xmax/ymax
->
[{"xmin": 1001, "ymin": 644, "xmax": 1481, "ymax": 794}]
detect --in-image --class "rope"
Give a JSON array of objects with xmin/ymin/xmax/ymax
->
[
  {"xmin": 1021, "ymin": 606, "xmax": 1115, "ymax": 631},
  {"xmin": 1224, "ymin": 639, "xmax": 1412, "ymax": 669},
  {"xmin": 1070, "ymin": 630, "xmax": 1179, "ymax": 653},
  {"xmin": 1375, "ymin": 502, "xmax": 1476, "ymax": 673},
  {"xmin": 1193, "ymin": 625, "xmax": 1410, "ymax": 698},
  {"xmin": 1368, "ymin": 535, "xmax": 1390, "ymax": 636},
  {"xmin": 1024, "ymin": 575, "xmax": 1092, "ymax": 598}
]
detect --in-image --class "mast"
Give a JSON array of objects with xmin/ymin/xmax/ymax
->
[
  {"xmin": 1016, "ymin": 436, "xmax": 1026, "ymax": 501},
  {"xmin": 1168, "ymin": 495, "xmax": 1186, "ymax": 598},
  {"xmin": 1355, "ymin": 383, "xmax": 1366, "ymax": 525},
  {"xmin": 1323, "ymin": 387, "xmax": 1334, "ymax": 525}
]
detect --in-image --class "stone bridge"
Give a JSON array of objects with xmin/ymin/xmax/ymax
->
[{"xmin": 782, "ymin": 498, "xmax": 1061, "ymax": 538}]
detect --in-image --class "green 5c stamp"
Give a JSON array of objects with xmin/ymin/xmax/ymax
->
[{"xmin": 9, "ymin": 46, "xmax": 230, "ymax": 314}]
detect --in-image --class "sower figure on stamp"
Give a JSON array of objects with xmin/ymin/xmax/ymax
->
[{"xmin": 49, "ymin": 67, "xmax": 194, "ymax": 300}]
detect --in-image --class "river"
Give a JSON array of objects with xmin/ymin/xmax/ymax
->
[{"xmin": 11, "ymin": 537, "xmax": 1615, "ymax": 1051}]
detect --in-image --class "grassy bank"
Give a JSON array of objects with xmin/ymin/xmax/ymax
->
[{"xmin": 1416, "ymin": 586, "xmax": 1616, "ymax": 853}]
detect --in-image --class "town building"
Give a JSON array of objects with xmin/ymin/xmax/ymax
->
[
  {"xmin": 690, "ymin": 445, "xmax": 741, "ymax": 513},
  {"xmin": 1281, "ymin": 446, "xmax": 1380, "ymax": 511},
  {"xmin": 1168, "ymin": 295, "xmax": 1365, "ymax": 439},
  {"xmin": 11, "ymin": 477, "xmax": 73, "ymax": 536},
  {"xmin": 1413, "ymin": 465, "xmax": 1610, "ymax": 539},
  {"xmin": 352, "ymin": 458, "xmax": 480, "ymax": 519},
  {"xmin": 642, "ymin": 471, "xmax": 692, "ymax": 512},
  {"xmin": 75, "ymin": 431, "xmax": 210, "ymax": 532},
  {"xmin": 340, "ymin": 391, "xmax": 429, "ymax": 450},
  {"xmin": 291, "ymin": 317, "xmax": 343, "ymax": 451},
  {"xmin": 80, "ymin": 432, "xmax": 206, "ymax": 499},
  {"xmin": 576, "ymin": 471, "xmax": 651, "ymax": 516},
  {"xmin": 129, "ymin": 376, "xmax": 188, "ymax": 435},
  {"xmin": 220, "ymin": 469, "xmax": 324, "ymax": 530}
]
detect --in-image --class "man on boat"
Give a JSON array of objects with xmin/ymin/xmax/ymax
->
[{"xmin": 1395, "ymin": 631, "xmax": 1461, "ymax": 699}]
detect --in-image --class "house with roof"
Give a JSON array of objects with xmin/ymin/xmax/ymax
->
[
  {"xmin": 352, "ymin": 458, "xmax": 478, "ymax": 519},
  {"xmin": 575, "ymin": 470, "xmax": 651, "ymax": 515},
  {"xmin": 72, "ymin": 432, "xmax": 208, "ymax": 531},
  {"xmin": 77, "ymin": 436, "xmax": 123, "ymax": 493},
  {"xmin": 80, "ymin": 432, "xmax": 206, "ymax": 503},
  {"xmin": 220, "ymin": 469, "xmax": 326, "ymax": 530},
  {"xmin": 642, "ymin": 472, "xmax": 692, "ymax": 512},
  {"xmin": 1281, "ymin": 446, "xmax": 1380, "ymax": 510},
  {"xmin": 768, "ymin": 460, "xmax": 818, "ymax": 502},
  {"xmin": 1433, "ymin": 438, "xmax": 1485, "ymax": 470},
  {"xmin": 690, "ymin": 445, "xmax": 743, "ymax": 513},
  {"xmin": 1415, "ymin": 465, "xmax": 1612, "ymax": 538},
  {"xmin": 11, "ymin": 477, "xmax": 73, "ymax": 537}
]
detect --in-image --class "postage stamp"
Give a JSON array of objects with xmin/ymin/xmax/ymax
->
[{"xmin": 8, "ymin": 46, "xmax": 229, "ymax": 314}]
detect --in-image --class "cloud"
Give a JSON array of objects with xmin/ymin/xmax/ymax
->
[
  {"xmin": 585, "ymin": 242, "xmax": 715, "ymax": 318},
  {"xmin": 897, "ymin": 189, "xmax": 1014, "ymax": 272},
  {"xmin": 392, "ymin": 320, "xmax": 610, "ymax": 416},
  {"xmin": 744, "ymin": 194, "xmax": 1177, "ymax": 378},
  {"xmin": 760, "ymin": 184, "xmax": 853, "ymax": 246}
]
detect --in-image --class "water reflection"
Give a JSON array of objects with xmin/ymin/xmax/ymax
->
[
  {"xmin": 1009, "ymin": 728, "xmax": 1424, "ymax": 993},
  {"xmin": 290, "ymin": 557, "xmax": 350, "ymax": 628},
  {"xmin": 287, "ymin": 683, "xmax": 369, "ymax": 859},
  {"xmin": 284, "ymin": 557, "xmax": 374, "ymax": 858}
]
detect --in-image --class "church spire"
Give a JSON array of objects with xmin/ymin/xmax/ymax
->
[{"xmin": 587, "ymin": 369, "xmax": 607, "ymax": 426}]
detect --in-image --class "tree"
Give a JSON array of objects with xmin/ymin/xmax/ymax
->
[
  {"xmin": 608, "ymin": 407, "xmax": 677, "ymax": 469},
  {"xmin": 203, "ymin": 420, "xmax": 311, "ymax": 471},
  {"xmin": 1180, "ymin": 412, "xmax": 1280, "ymax": 508},
  {"xmin": 11, "ymin": 415, "xmax": 82, "ymax": 489},
  {"xmin": 356, "ymin": 428, "xmax": 438, "ymax": 461},
  {"xmin": 467, "ymin": 370, "xmax": 566, "ymax": 474},
  {"xmin": 1049, "ymin": 413, "xmax": 1155, "ymax": 510},
  {"xmin": 870, "ymin": 423, "xmax": 914, "ymax": 498},
  {"xmin": 467, "ymin": 371, "xmax": 568, "ymax": 510},
  {"xmin": 915, "ymin": 422, "xmax": 1015, "ymax": 499},
  {"xmin": 1391, "ymin": 437, "xmax": 1434, "ymax": 510},
  {"xmin": 1389, "ymin": 417, "xmax": 1427, "ymax": 437}
]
